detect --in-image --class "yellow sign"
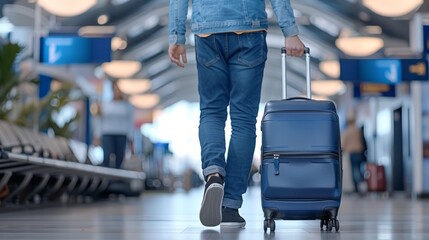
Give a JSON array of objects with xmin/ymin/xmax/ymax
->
[
  {"xmin": 361, "ymin": 83, "xmax": 390, "ymax": 92},
  {"xmin": 409, "ymin": 62, "xmax": 426, "ymax": 76}
]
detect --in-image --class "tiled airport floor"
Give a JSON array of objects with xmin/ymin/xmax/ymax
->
[{"xmin": 1, "ymin": 186, "xmax": 429, "ymax": 240}]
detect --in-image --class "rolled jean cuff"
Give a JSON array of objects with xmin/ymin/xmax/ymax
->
[
  {"xmin": 223, "ymin": 197, "xmax": 242, "ymax": 209},
  {"xmin": 203, "ymin": 165, "xmax": 226, "ymax": 180}
]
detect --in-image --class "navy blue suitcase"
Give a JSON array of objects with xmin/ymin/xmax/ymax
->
[{"xmin": 260, "ymin": 48, "xmax": 342, "ymax": 233}]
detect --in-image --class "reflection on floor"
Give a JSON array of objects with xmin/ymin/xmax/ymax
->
[{"xmin": 0, "ymin": 186, "xmax": 429, "ymax": 240}]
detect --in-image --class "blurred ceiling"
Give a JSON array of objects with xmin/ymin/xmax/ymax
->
[{"xmin": 1, "ymin": 0, "xmax": 426, "ymax": 110}]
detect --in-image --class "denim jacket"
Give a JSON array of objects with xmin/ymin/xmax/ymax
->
[{"xmin": 169, "ymin": 0, "xmax": 299, "ymax": 45}]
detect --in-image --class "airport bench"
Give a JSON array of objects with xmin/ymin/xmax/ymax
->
[{"xmin": 0, "ymin": 120, "xmax": 146, "ymax": 206}]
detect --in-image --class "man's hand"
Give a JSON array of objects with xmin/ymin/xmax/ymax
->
[
  {"xmin": 284, "ymin": 36, "xmax": 305, "ymax": 57},
  {"xmin": 168, "ymin": 44, "xmax": 187, "ymax": 68}
]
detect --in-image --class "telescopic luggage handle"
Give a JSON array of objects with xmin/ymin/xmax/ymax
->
[{"xmin": 281, "ymin": 47, "xmax": 311, "ymax": 100}]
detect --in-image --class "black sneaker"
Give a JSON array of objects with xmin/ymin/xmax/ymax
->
[
  {"xmin": 199, "ymin": 175, "xmax": 224, "ymax": 227},
  {"xmin": 220, "ymin": 207, "xmax": 246, "ymax": 228}
]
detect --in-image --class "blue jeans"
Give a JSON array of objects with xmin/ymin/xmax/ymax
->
[
  {"xmin": 195, "ymin": 31, "xmax": 268, "ymax": 209},
  {"xmin": 102, "ymin": 134, "xmax": 127, "ymax": 169},
  {"xmin": 350, "ymin": 153, "xmax": 366, "ymax": 193}
]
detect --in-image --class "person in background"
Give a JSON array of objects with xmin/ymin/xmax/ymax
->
[
  {"xmin": 93, "ymin": 81, "xmax": 134, "ymax": 169},
  {"xmin": 168, "ymin": 0, "xmax": 305, "ymax": 228},
  {"xmin": 341, "ymin": 117, "xmax": 367, "ymax": 194}
]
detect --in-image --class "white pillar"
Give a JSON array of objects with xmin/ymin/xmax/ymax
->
[{"xmin": 411, "ymin": 81, "xmax": 423, "ymax": 197}]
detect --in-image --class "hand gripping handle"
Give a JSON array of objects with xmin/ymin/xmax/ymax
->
[{"xmin": 281, "ymin": 47, "xmax": 311, "ymax": 99}]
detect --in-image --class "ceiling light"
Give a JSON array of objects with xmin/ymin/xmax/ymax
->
[
  {"xmin": 111, "ymin": 37, "xmax": 127, "ymax": 51},
  {"xmin": 364, "ymin": 26, "xmax": 383, "ymax": 35},
  {"xmin": 37, "ymin": 0, "xmax": 97, "ymax": 17},
  {"xmin": 102, "ymin": 60, "xmax": 141, "ymax": 78},
  {"xmin": 117, "ymin": 79, "xmax": 151, "ymax": 95},
  {"xmin": 97, "ymin": 14, "xmax": 109, "ymax": 25},
  {"xmin": 335, "ymin": 37, "xmax": 384, "ymax": 57},
  {"xmin": 129, "ymin": 94, "xmax": 160, "ymax": 109},
  {"xmin": 319, "ymin": 60, "xmax": 340, "ymax": 79},
  {"xmin": 78, "ymin": 26, "xmax": 115, "ymax": 36},
  {"xmin": 312, "ymin": 80, "xmax": 346, "ymax": 96},
  {"xmin": 362, "ymin": 0, "xmax": 423, "ymax": 17}
]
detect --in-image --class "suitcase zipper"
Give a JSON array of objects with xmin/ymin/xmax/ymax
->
[
  {"xmin": 273, "ymin": 154, "xmax": 280, "ymax": 175},
  {"xmin": 264, "ymin": 152, "xmax": 340, "ymax": 176},
  {"xmin": 263, "ymin": 152, "xmax": 340, "ymax": 159}
]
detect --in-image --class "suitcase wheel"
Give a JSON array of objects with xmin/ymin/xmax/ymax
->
[
  {"xmin": 263, "ymin": 219, "xmax": 276, "ymax": 233},
  {"xmin": 320, "ymin": 218, "xmax": 340, "ymax": 232}
]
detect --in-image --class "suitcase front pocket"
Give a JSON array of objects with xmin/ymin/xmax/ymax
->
[{"xmin": 261, "ymin": 157, "xmax": 341, "ymax": 200}]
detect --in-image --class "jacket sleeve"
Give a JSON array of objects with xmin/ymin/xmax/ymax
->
[
  {"xmin": 169, "ymin": 0, "xmax": 189, "ymax": 45},
  {"xmin": 269, "ymin": 0, "xmax": 299, "ymax": 37}
]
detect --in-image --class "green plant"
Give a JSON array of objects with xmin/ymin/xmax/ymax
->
[
  {"xmin": 14, "ymin": 82, "xmax": 82, "ymax": 138},
  {"xmin": 0, "ymin": 42, "xmax": 81, "ymax": 138},
  {"xmin": 39, "ymin": 82, "xmax": 82, "ymax": 138},
  {"xmin": 0, "ymin": 43, "xmax": 22, "ymax": 120}
]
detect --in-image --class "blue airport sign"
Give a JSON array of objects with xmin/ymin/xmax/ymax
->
[
  {"xmin": 359, "ymin": 59, "xmax": 401, "ymax": 84},
  {"xmin": 424, "ymin": 25, "xmax": 429, "ymax": 53},
  {"xmin": 340, "ymin": 59, "xmax": 401, "ymax": 84},
  {"xmin": 40, "ymin": 35, "xmax": 111, "ymax": 65},
  {"xmin": 340, "ymin": 58, "xmax": 428, "ymax": 83}
]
